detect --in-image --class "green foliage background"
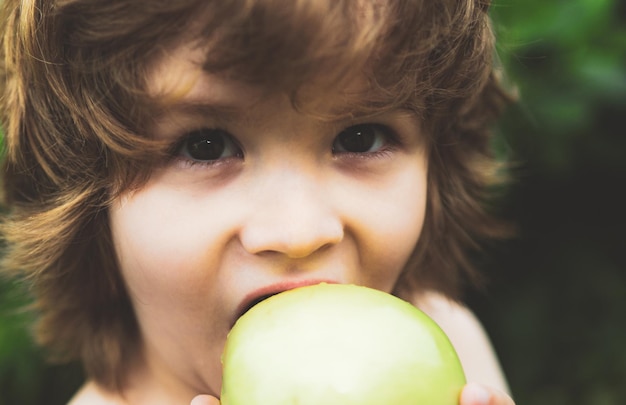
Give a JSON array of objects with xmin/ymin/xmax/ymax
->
[
  {"xmin": 1, "ymin": 1, "xmax": 625, "ymax": 404},
  {"xmin": 470, "ymin": 0, "xmax": 626, "ymax": 404}
]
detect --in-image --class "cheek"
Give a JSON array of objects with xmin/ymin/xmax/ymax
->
[
  {"xmin": 343, "ymin": 163, "xmax": 428, "ymax": 289},
  {"xmin": 108, "ymin": 185, "xmax": 238, "ymax": 369},
  {"xmin": 109, "ymin": 186, "xmax": 226, "ymax": 309},
  {"xmin": 110, "ymin": 190, "xmax": 228, "ymax": 394},
  {"xmin": 374, "ymin": 182, "xmax": 426, "ymax": 267}
]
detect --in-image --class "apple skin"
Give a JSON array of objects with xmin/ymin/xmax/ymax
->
[{"xmin": 221, "ymin": 283, "xmax": 466, "ymax": 405}]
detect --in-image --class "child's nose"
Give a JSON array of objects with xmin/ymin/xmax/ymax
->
[{"xmin": 239, "ymin": 174, "xmax": 344, "ymax": 259}]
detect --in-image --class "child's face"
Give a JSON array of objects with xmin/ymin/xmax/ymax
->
[{"xmin": 109, "ymin": 43, "xmax": 429, "ymax": 397}]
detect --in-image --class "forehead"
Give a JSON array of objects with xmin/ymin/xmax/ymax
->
[
  {"xmin": 147, "ymin": 41, "xmax": 405, "ymax": 125},
  {"xmin": 147, "ymin": 43, "xmax": 260, "ymax": 107},
  {"xmin": 142, "ymin": 0, "xmax": 417, "ymax": 113}
]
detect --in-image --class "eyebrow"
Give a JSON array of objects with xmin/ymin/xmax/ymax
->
[
  {"xmin": 159, "ymin": 100, "xmax": 243, "ymax": 119},
  {"xmin": 155, "ymin": 96, "xmax": 418, "ymax": 130}
]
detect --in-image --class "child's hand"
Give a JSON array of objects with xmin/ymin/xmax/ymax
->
[
  {"xmin": 190, "ymin": 395, "xmax": 221, "ymax": 405},
  {"xmin": 188, "ymin": 383, "xmax": 516, "ymax": 405},
  {"xmin": 461, "ymin": 383, "xmax": 515, "ymax": 405}
]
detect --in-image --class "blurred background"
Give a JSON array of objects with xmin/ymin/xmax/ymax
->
[
  {"xmin": 1, "ymin": 0, "xmax": 625, "ymax": 404},
  {"xmin": 472, "ymin": 0, "xmax": 626, "ymax": 403}
]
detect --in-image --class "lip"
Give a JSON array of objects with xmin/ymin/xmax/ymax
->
[{"xmin": 234, "ymin": 279, "xmax": 339, "ymax": 324}]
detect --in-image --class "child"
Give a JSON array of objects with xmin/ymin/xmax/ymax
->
[{"xmin": 0, "ymin": 0, "xmax": 515, "ymax": 404}]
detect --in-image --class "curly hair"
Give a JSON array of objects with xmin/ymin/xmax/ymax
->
[{"xmin": 0, "ymin": 0, "xmax": 512, "ymax": 391}]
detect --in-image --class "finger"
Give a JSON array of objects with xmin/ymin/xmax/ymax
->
[
  {"xmin": 190, "ymin": 394, "xmax": 221, "ymax": 405},
  {"xmin": 460, "ymin": 383, "xmax": 515, "ymax": 405}
]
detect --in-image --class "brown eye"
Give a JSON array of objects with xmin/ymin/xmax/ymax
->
[
  {"xmin": 333, "ymin": 124, "xmax": 388, "ymax": 154},
  {"xmin": 178, "ymin": 128, "xmax": 242, "ymax": 162}
]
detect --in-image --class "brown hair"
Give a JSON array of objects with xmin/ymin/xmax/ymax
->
[{"xmin": 0, "ymin": 0, "xmax": 512, "ymax": 391}]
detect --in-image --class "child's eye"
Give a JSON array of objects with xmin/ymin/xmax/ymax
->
[
  {"xmin": 332, "ymin": 124, "xmax": 393, "ymax": 154},
  {"xmin": 176, "ymin": 128, "xmax": 242, "ymax": 163}
]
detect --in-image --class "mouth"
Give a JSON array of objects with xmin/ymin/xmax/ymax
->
[
  {"xmin": 234, "ymin": 280, "xmax": 338, "ymax": 324},
  {"xmin": 237, "ymin": 292, "xmax": 280, "ymax": 319}
]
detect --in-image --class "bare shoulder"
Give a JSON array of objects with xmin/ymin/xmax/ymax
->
[
  {"xmin": 410, "ymin": 291, "xmax": 511, "ymax": 394},
  {"xmin": 411, "ymin": 290, "xmax": 478, "ymax": 332},
  {"xmin": 68, "ymin": 382, "xmax": 125, "ymax": 405}
]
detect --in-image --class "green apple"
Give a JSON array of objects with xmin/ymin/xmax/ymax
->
[{"xmin": 221, "ymin": 283, "xmax": 466, "ymax": 405}]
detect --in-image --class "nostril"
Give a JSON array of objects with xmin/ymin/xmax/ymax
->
[
  {"xmin": 239, "ymin": 221, "xmax": 344, "ymax": 258},
  {"xmin": 239, "ymin": 193, "xmax": 344, "ymax": 258}
]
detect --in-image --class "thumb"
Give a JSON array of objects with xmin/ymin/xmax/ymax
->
[
  {"xmin": 190, "ymin": 395, "xmax": 221, "ymax": 405},
  {"xmin": 461, "ymin": 383, "xmax": 515, "ymax": 405}
]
